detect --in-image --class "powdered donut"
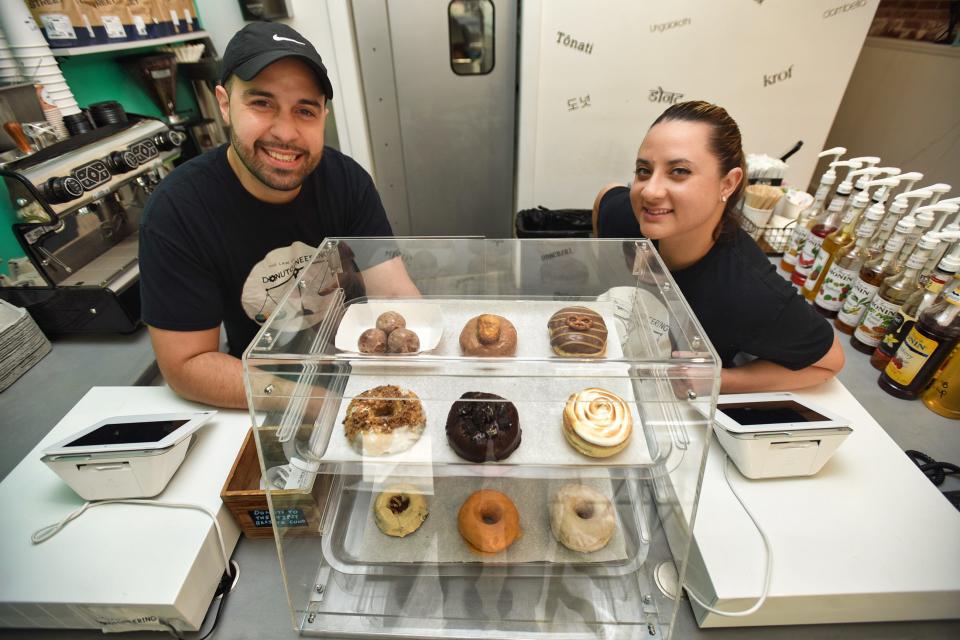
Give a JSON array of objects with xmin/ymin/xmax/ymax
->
[{"xmin": 549, "ymin": 484, "xmax": 616, "ymax": 553}]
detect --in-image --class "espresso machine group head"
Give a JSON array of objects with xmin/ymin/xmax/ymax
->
[{"xmin": 0, "ymin": 116, "xmax": 184, "ymax": 334}]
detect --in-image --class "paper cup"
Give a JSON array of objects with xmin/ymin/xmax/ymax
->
[
  {"xmin": 742, "ymin": 204, "xmax": 774, "ymax": 239},
  {"xmin": 777, "ymin": 190, "xmax": 814, "ymax": 220}
]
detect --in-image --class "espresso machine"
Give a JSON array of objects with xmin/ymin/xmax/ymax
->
[{"xmin": 0, "ymin": 116, "xmax": 183, "ymax": 334}]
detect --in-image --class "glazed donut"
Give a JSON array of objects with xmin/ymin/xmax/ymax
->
[
  {"xmin": 445, "ymin": 392, "xmax": 521, "ymax": 462},
  {"xmin": 373, "ymin": 483, "xmax": 429, "ymax": 537},
  {"xmin": 549, "ymin": 484, "xmax": 616, "ymax": 553},
  {"xmin": 459, "ymin": 314, "xmax": 518, "ymax": 357},
  {"xmin": 343, "ymin": 385, "xmax": 426, "ymax": 456},
  {"xmin": 457, "ymin": 489, "xmax": 521, "ymax": 554},
  {"xmin": 547, "ymin": 306, "xmax": 608, "ymax": 357},
  {"xmin": 562, "ymin": 387, "xmax": 632, "ymax": 458}
]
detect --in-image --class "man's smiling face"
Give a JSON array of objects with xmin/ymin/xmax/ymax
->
[{"xmin": 216, "ymin": 57, "xmax": 328, "ymax": 202}]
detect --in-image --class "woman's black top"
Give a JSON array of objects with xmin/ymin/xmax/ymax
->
[{"xmin": 597, "ymin": 187, "xmax": 834, "ymax": 369}]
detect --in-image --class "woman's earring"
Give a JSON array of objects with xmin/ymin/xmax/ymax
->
[{"xmin": 721, "ymin": 194, "xmax": 728, "ymax": 203}]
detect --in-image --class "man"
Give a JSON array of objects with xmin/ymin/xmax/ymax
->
[{"xmin": 139, "ymin": 22, "xmax": 417, "ymax": 408}]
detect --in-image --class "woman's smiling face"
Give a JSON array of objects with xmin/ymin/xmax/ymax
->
[{"xmin": 629, "ymin": 119, "xmax": 729, "ymax": 242}]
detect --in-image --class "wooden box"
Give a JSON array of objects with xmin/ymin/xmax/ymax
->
[{"xmin": 220, "ymin": 428, "xmax": 330, "ymax": 539}]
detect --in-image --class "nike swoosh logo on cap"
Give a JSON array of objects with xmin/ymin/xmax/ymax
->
[{"xmin": 273, "ymin": 34, "xmax": 305, "ymax": 45}]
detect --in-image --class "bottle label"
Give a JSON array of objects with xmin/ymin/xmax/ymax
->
[
  {"xmin": 854, "ymin": 296, "xmax": 902, "ymax": 347},
  {"xmin": 796, "ymin": 234, "xmax": 826, "ymax": 275},
  {"xmin": 879, "ymin": 313, "xmax": 915, "ymax": 356},
  {"xmin": 906, "ymin": 253, "xmax": 929, "ymax": 270},
  {"xmin": 803, "ymin": 246, "xmax": 834, "ymax": 293},
  {"xmin": 947, "ymin": 285, "xmax": 960, "ymax": 307},
  {"xmin": 884, "ymin": 329, "xmax": 940, "ymax": 386},
  {"xmin": 783, "ymin": 225, "xmax": 809, "ymax": 265},
  {"xmin": 815, "ymin": 265, "xmax": 858, "ymax": 310},
  {"xmin": 837, "ymin": 279, "xmax": 880, "ymax": 326}
]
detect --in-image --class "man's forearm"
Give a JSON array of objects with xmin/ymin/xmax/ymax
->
[{"xmin": 168, "ymin": 351, "xmax": 247, "ymax": 409}]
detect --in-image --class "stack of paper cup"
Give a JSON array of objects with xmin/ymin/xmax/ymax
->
[
  {"xmin": 0, "ymin": 30, "xmax": 23, "ymax": 85},
  {"xmin": 0, "ymin": 1, "xmax": 80, "ymax": 115}
]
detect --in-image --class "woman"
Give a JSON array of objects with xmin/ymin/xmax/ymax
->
[{"xmin": 593, "ymin": 101, "xmax": 843, "ymax": 392}]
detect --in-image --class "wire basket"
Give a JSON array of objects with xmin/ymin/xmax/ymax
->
[{"xmin": 739, "ymin": 215, "xmax": 797, "ymax": 256}]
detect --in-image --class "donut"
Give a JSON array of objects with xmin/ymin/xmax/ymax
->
[
  {"xmin": 445, "ymin": 392, "xmax": 521, "ymax": 462},
  {"xmin": 549, "ymin": 484, "xmax": 616, "ymax": 553},
  {"xmin": 459, "ymin": 314, "xmax": 518, "ymax": 357},
  {"xmin": 376, "ymin": 311, "xmax": 406, "ymax": 334},
  {"xmin": 373, "ymin": 483, "xmax": 429, "ymax": 537},
  {"xmin": 562, "ymin": 388, "xmax": 632, "ymax": 458},
  {"xmin": 358, "ymin": 328, "xmax": 387, "ymax": 353},
  {"xmin": 343, "ymin": 385, "xmax": 426, "ymax": 456},
  {"xmin": 547, "ymin": 306, "xmax": 607, "ymax": 357},
  {"xmin": 387, "ymin": 327, "xmax": 420, "ymax": 353},
  {"xmin": 457, "ymin": 489, "xmax": 521, "ymax": 554}
]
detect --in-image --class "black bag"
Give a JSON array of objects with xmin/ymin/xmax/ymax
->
[{"xmin": 515, "ymin": 207, "xmax": 593, "ymax": 238}]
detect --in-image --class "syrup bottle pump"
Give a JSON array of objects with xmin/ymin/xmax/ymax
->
[{"xmin": 869, "ymin": 172, "xmax": 922, "ymax": 243}]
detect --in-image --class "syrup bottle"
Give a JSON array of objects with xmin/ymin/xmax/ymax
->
[
  {"xmin": 871, "ymin": 230, "xmax": 960, "ymax": 370},
  {"xmin": 879, "ymin": 276, "xmax": 960, "ymax": 400},
  {"xmin": 851, "ymin": 231, "xmax": 940, "ymax": 354},
  {"xmin": 791, "ymin": 160, "xmax": 862, "ymax": 287},
  {"xmin": 803, "ymin": 175, "xmax": 893, "ymax": 302},
  {"xmin": 813, "ymin": 217, "xmax": 878, "ymax": 317},
  {"xmin": 835, "ymin": 216, "xmax": 915, "ymax": 334},
  {"xmin": 780, "ymin": 147, "xmax": 846, "ymax": 274},
  {"xmin": 922, "ymin": 345, "xmax": 960, "ymax": 419},
  {"xmin": 866, "ymin": 186, "xmax": 930, "ymax": 260}
]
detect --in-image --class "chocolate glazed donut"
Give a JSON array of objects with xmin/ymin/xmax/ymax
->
[{"xmin": 445, "ymin": 392, "xmax": 521, "ymax": 462}]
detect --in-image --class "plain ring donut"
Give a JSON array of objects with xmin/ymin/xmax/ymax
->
[{"xmin": 457, "ymin": 489, "xmax": 521, "ymax": 554}]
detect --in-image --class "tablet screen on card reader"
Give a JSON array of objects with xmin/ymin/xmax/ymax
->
[
  {"xmin": 717, "ymin": 400, "xmax": 830, "ymax": 427},
  {"xmin": 63, "ymin": 419, "xmax": 190, "ymax": 447}
]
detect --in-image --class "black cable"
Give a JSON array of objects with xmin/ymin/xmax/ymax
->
[
  {"xmin": 192, "ymin": 560, "xmax": 238, "ymax": 640},
  {"xmin": 905, "ymin": 450, "xmax": 960, "ymax": 487}
]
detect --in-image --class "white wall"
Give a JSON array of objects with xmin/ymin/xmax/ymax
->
[
  {"xmin": 194, "ymin": 0, "xmax": 373, "ymax": 174},
  {"xmin": 813, "ymin": 37, "xmax": 960, "ymax": 195},
  {"xmin": 516, "ymin": 0, "xmax": 879, "ymax": 210}
]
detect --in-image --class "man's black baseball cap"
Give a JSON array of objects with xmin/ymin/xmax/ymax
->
[{"xmin": 219, "ymin": 22, "xmax": 333, "ymax": 100}]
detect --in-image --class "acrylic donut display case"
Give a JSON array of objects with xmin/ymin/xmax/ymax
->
[{"xmin": 242, "ymin": 237, "xmax": 719, "ymax": 640}]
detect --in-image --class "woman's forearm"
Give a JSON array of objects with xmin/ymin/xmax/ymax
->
[{"xmin": 720, "ymin": 334, "xmax": 846, "ymax": 393}]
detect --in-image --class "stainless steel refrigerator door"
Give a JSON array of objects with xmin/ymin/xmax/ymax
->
[{"xmin": 353, "ymin": 0, "xmax": 517, "ymax": 237}]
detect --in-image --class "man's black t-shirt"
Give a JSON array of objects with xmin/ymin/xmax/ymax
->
[
  {"xmin": 597, "ymin": 186, "xmax": 834, "ymax": 369},
  {"xmin": 139, "ymin": 145, "xmax": 392, "ymax": 357}
]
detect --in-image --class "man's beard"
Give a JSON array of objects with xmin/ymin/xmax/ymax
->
[{"xmin": 230, "ymin": 128, "xmax": 320, "ymax": 192}]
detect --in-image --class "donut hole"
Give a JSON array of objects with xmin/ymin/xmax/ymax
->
[
  {"xmin": 480, "ymin": 505, "xmax": 502, "ymax": 525},
  {"xmin": 575, "ymin": 502, "xmax": 595, "ymax": 520},
  {"xmin": 388, "ymin": 495, "xmax": 410, "ymax": 514},
  {"xmin": 373, "ymin": 401, "xmax": 398, "ymax": 418}
]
